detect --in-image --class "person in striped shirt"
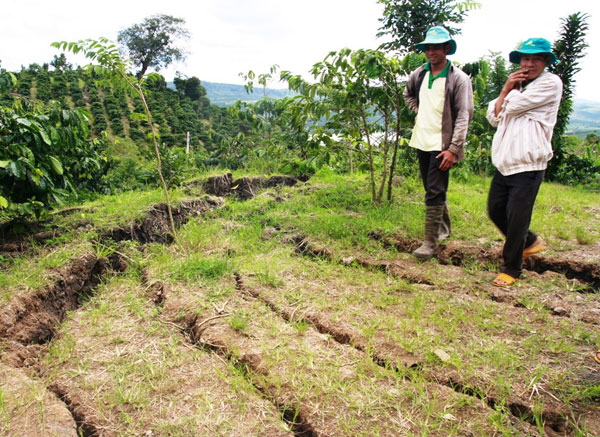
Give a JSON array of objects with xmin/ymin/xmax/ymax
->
[{"xmin": 486, "ymin": 38, "xmax": 563, "ymax": 287}]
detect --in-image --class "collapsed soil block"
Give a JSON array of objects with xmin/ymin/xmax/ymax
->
[{"xmin": 0, "ymin": 363, "xmax": 78, "ymax": 437}]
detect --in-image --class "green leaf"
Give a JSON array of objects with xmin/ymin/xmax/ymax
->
[
  {"xmin": 9, "ymin": 161, "xmax": 21, "ymax": 178},
  {"xmin": 0, "ymin": 160, "xmax": 9, "ymax": 168},
  {"xmin": 50, "ymin": 127, "xmax": 60, "ymax": 144},
  {"xmin": 30, "ymin": 172, "xmax": 41, "ymax": 186},
  {"xmin": 39, "ymin": 129, "xmax": 52, "ymax": 145},
  {"xmin": 49, "ymin": 156, "xmax": 64, "ymax": 175},
  {"xmin": 0, "ymin": 195, "xmax": 7, "ymax": 209},
  {"xmin": 16, "ymin": 117, "xmax": 32, "ymax": 127}
]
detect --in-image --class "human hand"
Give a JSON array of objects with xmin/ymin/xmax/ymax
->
[
  {"xmin": 503, "ymin": 69, "xmax": 530, "ymax": 92},
  {"xmin": 436, "ymin": 150, "xmax": 456, "ymax": 171}
]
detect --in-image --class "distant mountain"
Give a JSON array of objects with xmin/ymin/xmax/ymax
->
[
  {"xmin": 198, "ymin": 81, "xmax": 600, "ymax": 136},
  {"xmin": 201, "ymin": 81, "xmax": 296, "ymax": 107},
  {"xmin": 569, "ymin": 99, "xmax": 600, "ymax": 137}
]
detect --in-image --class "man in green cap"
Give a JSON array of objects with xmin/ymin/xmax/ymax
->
[
  {"xmin": 404, "ymin": 26, "xmax": 473, "ymax": 258},
  {"xmin": 486, "ymin": 38, "xmax": 562, "ymax": 287}
]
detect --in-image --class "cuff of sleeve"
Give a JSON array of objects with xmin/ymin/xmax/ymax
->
[
  {"xmin": 486, "ymin": 99, "xmax": 500, "ymax": 125},
  {"xmin": 448, "ymin": 144, "xmax": 461, "ymax": 157}
]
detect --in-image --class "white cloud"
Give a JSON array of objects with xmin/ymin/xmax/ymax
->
[{"xmin": 2, "ymin": 0, "xmax": 598, "ymax": 100}]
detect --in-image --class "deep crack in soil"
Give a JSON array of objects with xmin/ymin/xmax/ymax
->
[
  {"xmin": 181, "ymin": 310, "xmax": 317, "ymax": 437},
  {"xmin": 0, "ymin": 253, "xmax": 126, "ymax": 435},
  {"xmin": 0, "ymin": 254, "xmax": 123, "ymax": 351},
  {"xmin": 284, "ymin": 234, "xmax": 586, "ymax": 435},
  {"xmin": 48, "ymin": 382, "xmax": 101, "ymax": 437},
  {"xmin": 233, "ymin": 272, "xmax": 568, "ymax": 434},
  {"xmin": 202, "ymin": 173, "xmax": 309, "ymax": 200},
  {"xmin": 0, "ymin": 220, "xmax": 92, "ymax": 257},
  {"xmin": 358, "ymin": 233, "xmax": 600, "ymax": 324},
  {"xmin": 0, "ymin": 363, "xmax": 79, "ymax": 436},
  {"xmin": 0, "ymin": 183, "xmax": 306, "ymax": 436},
  {"xmin": 370, "ymin": 232, "xmax": 600, "ymax": 290},
  {"xmin": 103, "ymin": 198, "xmax": 221, "ymax": 244}
]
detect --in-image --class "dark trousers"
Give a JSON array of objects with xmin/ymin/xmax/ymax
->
[
  {"xmin": 487, "ymin": 169, "xmax": 545, "ymax": 278},
  {"xmin": 417, "ymin": 150, "xmax": 449, "ymax": 207}
]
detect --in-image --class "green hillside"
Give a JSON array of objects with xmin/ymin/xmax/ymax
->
[
  {"xmin": 0, "ymin": 64, "xmax": 242, "ymax": 152},
  {"xmin": 569, "ymin": 99, "xmax": 600, "ymax": 136},
  {"xmin": 200, "ymin": 81, "xmax": 295, "ymax": 107},
  {"xmin": 199, "ymin": 81, "xmax": 600, "ymax": 136}
]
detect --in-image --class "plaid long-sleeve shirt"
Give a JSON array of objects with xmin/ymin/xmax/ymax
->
[{"xmin": 486, "ymin": 71, "xmax": 563, "ymax": 176}]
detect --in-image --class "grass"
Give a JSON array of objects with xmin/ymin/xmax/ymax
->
[
  {"xmin": 0, "ymin": 241, "xmax": 91, "ymax": 302},
  {"xmin": 173, "ymin": 254, "xmax": 233, "ymax": 282},
  {"xmin": 229, "ymin": 311, "xmax": 250, "ymax": 332},
  {"xmin": 2, "ymin": 170, "xmax": 600, "ymax": 435},
  {"xmin": 40, "ymin": 275, "xmax": 289, "ymax": 435}
]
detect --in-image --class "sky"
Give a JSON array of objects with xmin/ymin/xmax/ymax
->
[{"xmin": 2, "ymin": 0, "xmax": 598, "ymax": 101}]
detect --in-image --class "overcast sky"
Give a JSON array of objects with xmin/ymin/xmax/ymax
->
[{"xmin": 2, "ymin": 0, "xmax": 598, "ymax": 101}]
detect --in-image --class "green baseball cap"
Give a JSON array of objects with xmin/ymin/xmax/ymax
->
[
  {"xmin": 509, "ymin": 38, "xmax": 558, "ymax": 64},
  {"xmin": 414, "ymin": 26, "xmax": 457, "ymax": 55}
]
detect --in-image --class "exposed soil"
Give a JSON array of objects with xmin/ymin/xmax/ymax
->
[
  {"xmin": 40, "ymin": 283, "xmax": 293, "ymax": 436},
  {"xmin": 290, "ymin": 231, "xmax": 600, "ymax": 325},
  {"xmin": 281, "ymin": 233, "xmax": 600, "ymax": 434},
  {"xmin": 48, "ymin": 382, "xmax": 101, "ymax": 437},
  {"xmin": 237, "ymin": 272, "xmax": 575, "ymax": 435},
  {"xmin": 0, "ymin": 252, "xmax": 125, "ymax": 436},
  {"xmin": 169, "ymin": 283, "xmax": 512, "ymax": 436},
  {"xmin": 202, "ymin": 172, "xmax": 234, "ymax": 197},
  {"xmin": 2, "ymin": 177, "xmax": 599, "ymax": 436},
  {"xmin": 0, "ymin": 219, "xmax": 92, "ymax": 257},
  {"xmin": 371, "ymin": 231, "xmax": 600, "ymax": 290},
  {"xmin": 202, "ymin": 173, "xmax": 309, "ymax": 200},
  {"xmin": 234, "ymin": 272, "xmax": 421, "ymax": 369},
  {"xmin": 103, "ymin": 197, "xmax": 221, "ymax": 244},
  {"xmin": 1, "ymin": 255, "xmax": 106, "ymax": 345},
  {"xmin": 0, "ymin": 173, "xmax": 305, "ymax": 256}
]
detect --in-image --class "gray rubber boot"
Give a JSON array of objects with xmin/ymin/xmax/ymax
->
[
  {"xmin": 438, "ymin": 202, "xmax": 451, "ymax": 241},
  {"xmin": 413, "ymin": 205, "xmax": 444, "ymax": 259}
]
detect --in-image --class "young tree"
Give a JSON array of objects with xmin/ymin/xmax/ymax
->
[
  {"xmin": 282, "ymin": 49, "xmax": 421, "ymax": 203},
  {"xmin": 547, "ymin": 12, "xmax": 589, "ymax": 180},
  {"xmin": 53, "ymin": 38, "xmax": 179, "ymax": 241},
  {"xmin": 117, "ymin": 14, "xmax": 190, "ymax": 79},
  {"xmin": 377, "ymin": 0, "xmax": 479, "ymax": 53}
]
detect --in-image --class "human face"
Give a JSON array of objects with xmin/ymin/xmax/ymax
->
[
  {"xmin": 519, "ymin": 54, "xmax": 547, "ymax": 80},
  {"xmin": 424, "ymin": 44, "xmax": 449, "ymax": 67}
]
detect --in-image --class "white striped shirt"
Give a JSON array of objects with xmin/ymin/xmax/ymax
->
[{"xmin": 486, "ymin": 71, "xmax": 563, "ymax": 176}]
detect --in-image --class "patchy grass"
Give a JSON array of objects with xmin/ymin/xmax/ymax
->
[
  {"xmin": 42, "ymin": 275, "xmax": 291, "ymax": 436},
  {"xmin": 1, "ymin": 171, "xmax": 599, "ymax": 435}
]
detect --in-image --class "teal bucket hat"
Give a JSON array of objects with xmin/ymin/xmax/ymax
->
[
  {"xmin": 509, "ymin": 38, "xmax": 558, "ymax": 64},
  {"xmin": 414, "ymin": 26, "xmax": 457, "ymax": 55}
]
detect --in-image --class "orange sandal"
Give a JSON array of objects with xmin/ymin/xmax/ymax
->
[
  {"xmin": 492, "ymin": 273, "xmax": 517, "ymax": 287},
  {"xmin": 523, "ymin": 236, "xmax": 546, "ymax": 260}
]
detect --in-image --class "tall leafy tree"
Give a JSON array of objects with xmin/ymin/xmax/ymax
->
[
  {"xmin": 50, "ymin": 53, "xmax": 72, "ymax": 72},
  {"xmin": 174, "ymin": 75, "xmax": 206, "ymax": 101},
  {"xmin": 546, "ymin": 12, "xmax": 589, "ymax": 180},
  {"xmin": 117, "ymin": 14, "xmax": 190, "ymax": 79},
  {"xmin": 377, "ymin": 0, "xmax": 479, "ymax": 53}
]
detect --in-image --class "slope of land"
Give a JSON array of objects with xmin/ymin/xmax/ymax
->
[{"xmin": 1, "ymin": 172, "xmax": 599, "ymax": 436}]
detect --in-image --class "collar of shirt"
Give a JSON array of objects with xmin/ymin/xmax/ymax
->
[{"xmin": 424, "ymin": 60, "xmax": 450, "ymax": 89}]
